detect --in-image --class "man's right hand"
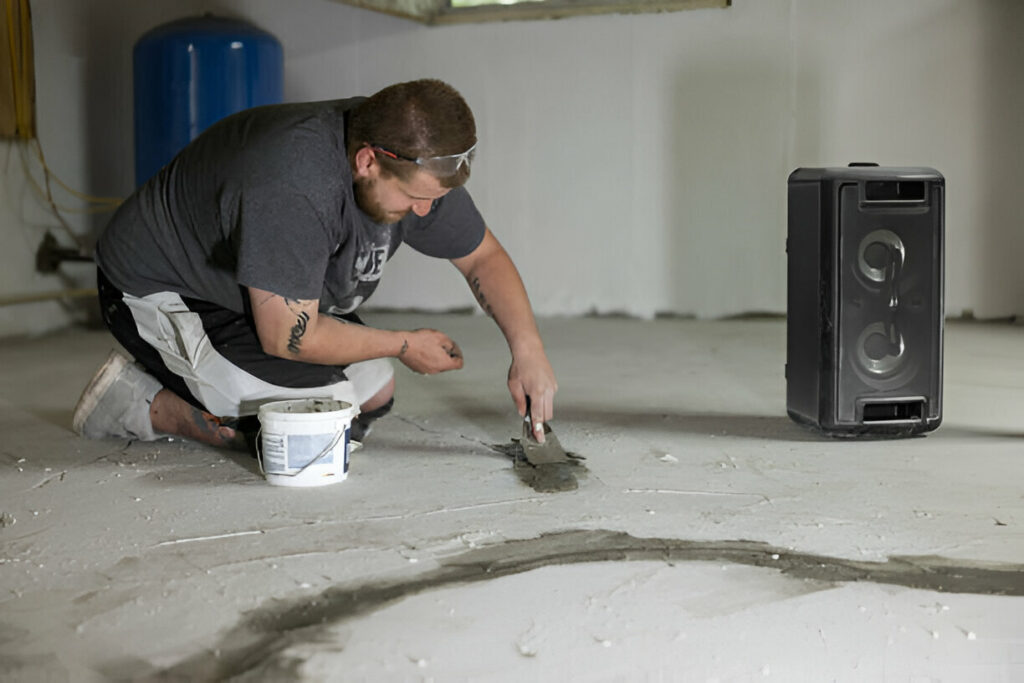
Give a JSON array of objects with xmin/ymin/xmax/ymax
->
[{"xmin": 397, "ymin": 328, "xmax": 464, "ymax": 374}]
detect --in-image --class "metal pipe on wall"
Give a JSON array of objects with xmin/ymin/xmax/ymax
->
[{"xmin": 0, "ymin": 288, "xmax": 97, "ymax": 307}]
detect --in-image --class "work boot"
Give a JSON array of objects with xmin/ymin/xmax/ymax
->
[{"xmin": 72, "ymin": 350, "xmax": 164, "ymax": 441}]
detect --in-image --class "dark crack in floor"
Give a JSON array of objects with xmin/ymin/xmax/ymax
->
[{"xmin": 141, "ymin": 528, "xmax": 1024, "ymax": 680}]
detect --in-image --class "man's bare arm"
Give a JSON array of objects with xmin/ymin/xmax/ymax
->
[
  {"xmin": 247, "ymin": 287, "xmax": 462, "ymax": 374},
  {"xmin": 452, "ymin": 228, "xmax": 557, "ymax": 430}
]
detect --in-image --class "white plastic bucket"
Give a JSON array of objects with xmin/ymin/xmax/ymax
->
[{"xmin": 256, "ymin": 398, "xmax": 359, "ymax": 487}]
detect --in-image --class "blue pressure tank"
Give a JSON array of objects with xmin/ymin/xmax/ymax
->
[{"xmin": 133, "ymin": 14, "xmax": 283, "ymax": 187}]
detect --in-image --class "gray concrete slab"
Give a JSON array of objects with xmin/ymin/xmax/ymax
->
[{"xmin": 1, "ymin": 314, "xmax": 1022, "ymax": 681}]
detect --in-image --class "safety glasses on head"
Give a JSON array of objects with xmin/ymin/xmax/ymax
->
[{"xmin": 369, "ymin": 142, "xmax": 476, "ymax": 178}]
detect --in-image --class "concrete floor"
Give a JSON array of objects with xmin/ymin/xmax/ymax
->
[{"xmin": 1, "ymin": 312, "xmax": 1023, "ymax": 682}]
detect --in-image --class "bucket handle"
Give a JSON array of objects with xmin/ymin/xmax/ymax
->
[{"xmin": 255, "ymin": 427, "xmax": 345, "ymax": 478}]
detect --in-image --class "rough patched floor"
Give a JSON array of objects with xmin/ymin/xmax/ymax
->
[{"xmin": 1, "ymin": 313, "xmax": 1023, "ymax": 681}]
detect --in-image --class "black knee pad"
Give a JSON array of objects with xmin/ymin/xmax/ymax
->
[
  {"xmin": 360, "ymin": 397, "xmax": 394, "ymax": 421},
  {"xmin": 351, "ymin": 397, "xmax": 394, "ymax": 442}
]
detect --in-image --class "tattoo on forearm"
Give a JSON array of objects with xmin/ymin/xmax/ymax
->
[
  {"xmin": 287, "ymin": 311, "xmax": 310, "ymax": 354},
  {"xmin": 471, "ymin": 277, "xmax": 493, "ymax": 316},
  {"xmin": 284, "ymin": 298, "xmax": 306, "ymax": 315},
  {"xmin": 399, "ymin": 339, "xmax": 408, "ymax": 357}
]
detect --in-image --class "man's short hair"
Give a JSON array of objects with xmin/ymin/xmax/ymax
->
[{"xmin": 347, "ymin": 79, "xmax": 477, "ymax": 188}]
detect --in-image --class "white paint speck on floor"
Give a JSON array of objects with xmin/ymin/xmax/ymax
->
[{"xmin": 1, "ymin": 313, "xmax": 1022, "ymax": 681}]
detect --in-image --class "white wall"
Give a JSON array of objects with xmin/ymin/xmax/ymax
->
[{"xmin": 1, "ymin": 0, "xmax": 1022, "ymax": 336}]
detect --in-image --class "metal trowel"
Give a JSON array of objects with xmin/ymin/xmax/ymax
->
[{"xmin": 521, "ymin": 397, "xmax": 571, "ymax": 465}]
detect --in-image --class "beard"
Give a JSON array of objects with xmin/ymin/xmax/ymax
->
[{"xmin": 353, "ymin": 177, "xmax": 408, "ymax": 225}]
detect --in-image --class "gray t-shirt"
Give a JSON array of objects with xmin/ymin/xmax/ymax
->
[{"xmin": 97, "ymin": 98, "xmax": 486, "ymax": 316}]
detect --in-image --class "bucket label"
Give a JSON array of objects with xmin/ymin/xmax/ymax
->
[
  {"xmin": 286, "ymin": 433, "xmax": 337, "ymax": 470},
  {"xmin": 343, "ymin": 427, "xmax": 350, "ymax": 473},
  {"xmin": 261, "ymin": 434, "xmax": 288, "ymax": 473}
]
